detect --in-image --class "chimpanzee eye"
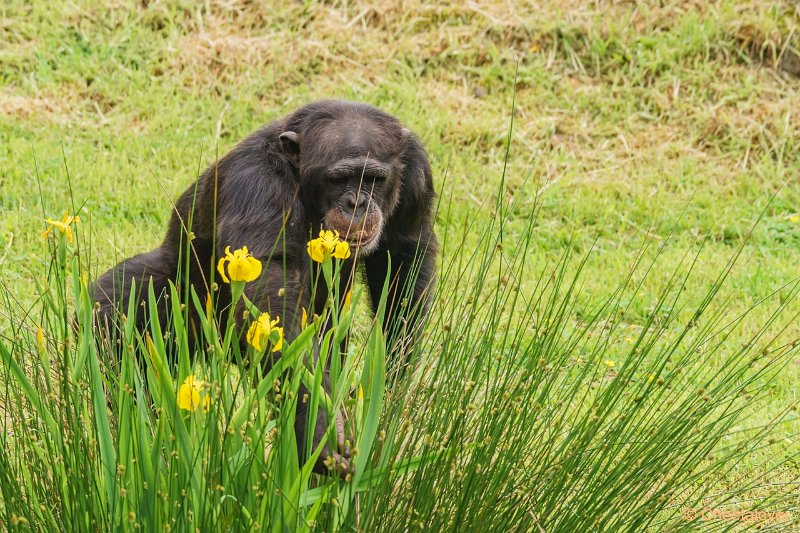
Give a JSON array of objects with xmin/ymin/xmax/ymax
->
[
  {"xmin": 326, "ymin": 173, "xmax": 349, "ymax": 183},
  {"xmin": 363, "ymin": 173, "xmax": 384, "ymax": 183}
]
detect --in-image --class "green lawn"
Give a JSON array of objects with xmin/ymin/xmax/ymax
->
[{"xmin": 1, "ymin": 1, "xmax": 799, "ymax": 530}]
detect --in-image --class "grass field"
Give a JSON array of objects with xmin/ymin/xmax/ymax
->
[{"xmin": 1, "ymin": 1, "xmax": 800, "ymax": 530}]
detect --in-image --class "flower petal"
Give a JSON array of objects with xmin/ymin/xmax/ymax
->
[
  {"xmin": 242, "ymin": 256, "xmax": 262, "ymax": 281},
  {"xmin": 217, "ymin": 256, "xmax": 230, "ymax": 283},
  {"xmin": 333, "ymin": 241, "xmax": 351, "ymax": 259},
  {"xmin": 271, "ymin": 327, "xmax": 284, "ymax": 352}
]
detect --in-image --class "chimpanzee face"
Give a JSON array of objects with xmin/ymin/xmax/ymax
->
[{"xmin": 279, "ymin": 115, "xmax": 407, "ymax": 255}]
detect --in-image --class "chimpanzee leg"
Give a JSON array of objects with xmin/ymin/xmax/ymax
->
[{"xmin": 93, "ymin": 248, "xmax": 176, "ymax": 349}]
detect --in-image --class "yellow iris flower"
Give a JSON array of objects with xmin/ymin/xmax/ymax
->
[
  {"xmin": 307, "ymin": 229, "xmax": 351, "ymax": 263},
  {"xmin": 246, "ymin": 312, "xmax": 284, "ymax": 353},
  {"xmin": 177, "ymin": 375, "xmax": 211, "ymax": 413},
  {"xmin": 217, "ymin": 246, "xmax": 262, "ymax": 283},
  {"xmin": 41, "ymin": 210, "xmax": 80, "ymax": 243}
]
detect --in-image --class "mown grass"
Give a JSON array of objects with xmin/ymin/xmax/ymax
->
[{"xmin": 1, "ymin": 0, "xmax": 799, "ymax": 530}]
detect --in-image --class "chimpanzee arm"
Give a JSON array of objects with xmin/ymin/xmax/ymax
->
[
  {"xmin": 214, "ymin": 168, "xmax": 350, "ymax": 475},
  {"xmin": 364, "ymin": 226, "xmax": 437, "ymax": 371},
  {"xmin": 364, "ymin": 130, "xmax": 438, "ymax": 373}
]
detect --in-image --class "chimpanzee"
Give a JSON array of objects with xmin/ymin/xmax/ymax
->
[{"xmin": 94, "ymin": 100, "xmax": 437, "ymax": 474}]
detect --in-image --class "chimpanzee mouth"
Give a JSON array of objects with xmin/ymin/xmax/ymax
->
[
  {"xmin": 343, "ymin": 229, "xmax": 379, "ymax": 248},
  {"xmin": 325, "ymin": 208, "xmax": 383, "ymax": 255}
]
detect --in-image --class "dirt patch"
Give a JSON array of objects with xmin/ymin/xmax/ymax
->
[{"xmin": 0, "ymin": 92, "xmax": 70, "ymax": 123}]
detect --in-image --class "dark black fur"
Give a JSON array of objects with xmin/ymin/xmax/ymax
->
[{"xmin": 94, "ymin": 100, "xmax": 438, "ymax": 473}]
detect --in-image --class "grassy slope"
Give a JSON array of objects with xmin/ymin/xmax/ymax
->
[{"xmin": 1, "ymin": 0, "xmax": 798, "ymax": 489}]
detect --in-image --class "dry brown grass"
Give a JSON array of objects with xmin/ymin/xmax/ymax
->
[{"xmin": 0, "ymin": 91, "xmax": 71, "ymax": 123}]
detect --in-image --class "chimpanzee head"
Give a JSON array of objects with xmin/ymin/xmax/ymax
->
[{"xmin": 278, "ymin": 101, "xmax": 410, "ymax": 256}]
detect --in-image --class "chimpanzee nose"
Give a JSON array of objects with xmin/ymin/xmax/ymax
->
[{"xmin": 343, "ymin": 192, "xmax": 369, "ymax": 218}]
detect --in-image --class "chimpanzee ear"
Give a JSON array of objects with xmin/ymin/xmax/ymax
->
[
  {"xmin": 400, "ymin": 128, "xmax": 410, "ymax": 142},
  {"xmin": 279, "ymin": 131, "xmax": 300, "ymax": 157}
]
